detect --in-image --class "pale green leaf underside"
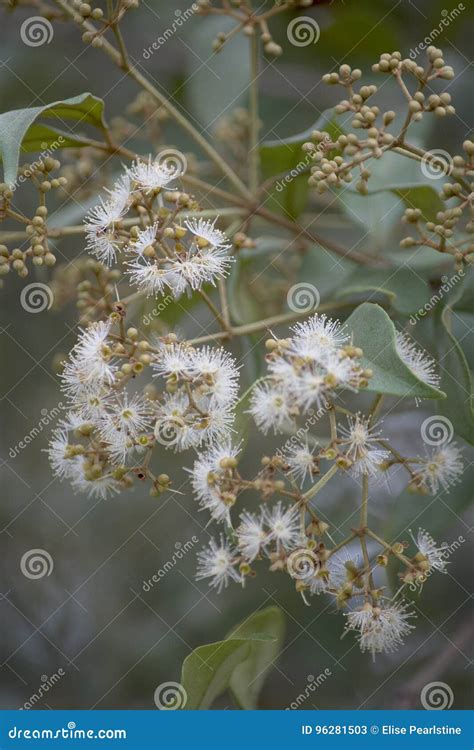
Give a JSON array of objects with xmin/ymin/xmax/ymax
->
[
  {"xmin": 346, "ymin": 303, "xmax": 445, "ymax": 399},
  {"xmin": 0, "ymin": 93, "xmax": 106, "ymax": 185}
]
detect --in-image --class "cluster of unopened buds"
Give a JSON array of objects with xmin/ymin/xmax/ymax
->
[{"xmin": 195, "ymin": 0, "xmax": 313, "ymax": 57}]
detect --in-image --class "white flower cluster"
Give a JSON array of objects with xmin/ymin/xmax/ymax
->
[
  {"xmin": 84, "ymin": 157, "xmax": 234, "ymax": 297},
  {"xmin": 48, "ymin": 321, "xmax": 239, "ymax": 498},
  {"xmin": 152, "ymin": 342, "xmax": 239, "ymax": 451},
  {"xmin": 249, "ymin": 314, "xmax": 369, "ymax": 434}
]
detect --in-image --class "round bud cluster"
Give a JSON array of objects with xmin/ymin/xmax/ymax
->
[
  {"xmin": 372, "ymin": 48, "xmax": 454, "ymax": 81},
  {"xmin": 322, "ymin": 64, "xmax": 362, "ymax": 87},
  {"xmin": 424, "ymin": 92, "xmax": 455, "ymax": 117}
]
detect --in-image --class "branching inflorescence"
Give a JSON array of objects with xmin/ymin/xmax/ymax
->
[{"xmin": 0, "ymin": 0, "xmax": 471, "ymax": 659}]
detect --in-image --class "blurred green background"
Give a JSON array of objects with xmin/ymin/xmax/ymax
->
[{"xmin": 0, "ymin": 0, "xmax": 473, "ymax": 710}]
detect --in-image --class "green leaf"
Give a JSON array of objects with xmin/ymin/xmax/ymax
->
[
  {"xmin": 338, "ymin": 267, "xmax": 431, "ymax": 315},
  {"xmin": 436, "ymin": 306, "xmax": 474, "ymax": 445},
  {"xmin": 181, "ymin": 639, "xmax": 251, "ymax": 710},
  {"xmin": 388, "ymin": 184, "xmax": 444, "ymax": 222},
  {"xmin": 452, "ymin": 267, "xmax": 474, "ymax": 313},
  {"xmin": 346, "ymin": 303, "xmax": 445, "ymax": 399},
  {"xmin": 259, "ymin": 110, "xmax": 343, "ymax": 219},
  {"xmin": 180, "ymin": 606, "xmax": 285, "ymax": 709},
  {"xmin": 360, "ymin": 184, "xmax": 444, "ymax": 223},
  {"xmin": 0, "ymin": 93, "xmax": 107, "ymax": 185},
  {"xmin": 297, "ymin": 245, "xmax": 355, "ymax": 300},
  {"xmin": 227, "ymin": 606, "xmax": 286, "ymax": 710},
  {"xmin": 340, "ymin": 151, "xmax": 444, "ymax": 250}
]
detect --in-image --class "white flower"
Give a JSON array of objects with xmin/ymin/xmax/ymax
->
[
  {"xmin": 128, "ymin": 157, "xmax": 183, "ymax": 191},
  {"xmin": 338, "ymin": 414, "xmax": 389, "ymax": 477},
  {"xmin": 412, "ymin": 528, "xmax": 448, "ymax": 573},
  {"xmin": 72, "ymin": 471, "xmax": 121, "ymax": 500},
  {"xmin": 99, "ymin": 394, "xmax": 151, "ymax": 463},
  {"xmin": 196, "ymin": 536, "xmax": 242, "ymax": 592},
  {"xmin": 309, "ymin": 549, "xmax": 358, "ymax": 596},
  {"xmin": 153, "ymin": 392, "xmax": 195, "ymax": 451},
  {"xmin": 264, "ymin": 502, "xmax": 301, "ymax": 551},
  {"xmin": 152, "ymin": 343, "xmax": 195, "ymax": 380},
  {"xmin": 292, "ymin": 369, "xmax": 328, "ymax": 411},
  {"xmin": 395, "ymin": 331, "xmax": 440, "ymax": 389},
  {"xmin": 126, "ymin": 256, "xmax": 185, "ymax": 298},
  {"xmin": 417, "ymin": 443, "xmax": 463, "ymax": 493},
  {"xmin": 249, "ymin": 382, "xmax": 295, "ymax": 434},
  {"xmin": 237, "ymin": 510, "xmax": 268, "ymax": 562},
  {"xmin": 188, "ymin": 442, "xmax": 240, "ymax": 525},
  {"xmin": 291, "ymin": 314, "xmax": 349, "ymax": 354},
  {"xmin": 170, "ymin": 246, "xmax": 234, "ymax": 291},
  {"xmin": 191, "ymin": 347, "xmax": 239, "ymax": 406},
  {"xmin": 284, "ymin": 441, "xmax": 317, "ymax": 487},
  {"xmin": 126, "ymin": 223, "xmax": 158, "ymax": 256},
  {"xmin": 48, "ymin": 429, "xmax": 78, "ymax": 479},
  {"xmin": 104, "ymin": 394, "xmax": 151, "ymax": 437},
  {"xmin": 61, "ymin": 321, "xmax": 117, "ymax": 397},
  {"xmin": 345, "ymin": 601, "xmax": 415, "ymax": 659},
  {"xmin": 84, "ymin": 175, "xmax": 131, "ymax": 265},
  {"xmin": 184, "ymin": 218, "xmax": 230, "ymax": 249}
]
